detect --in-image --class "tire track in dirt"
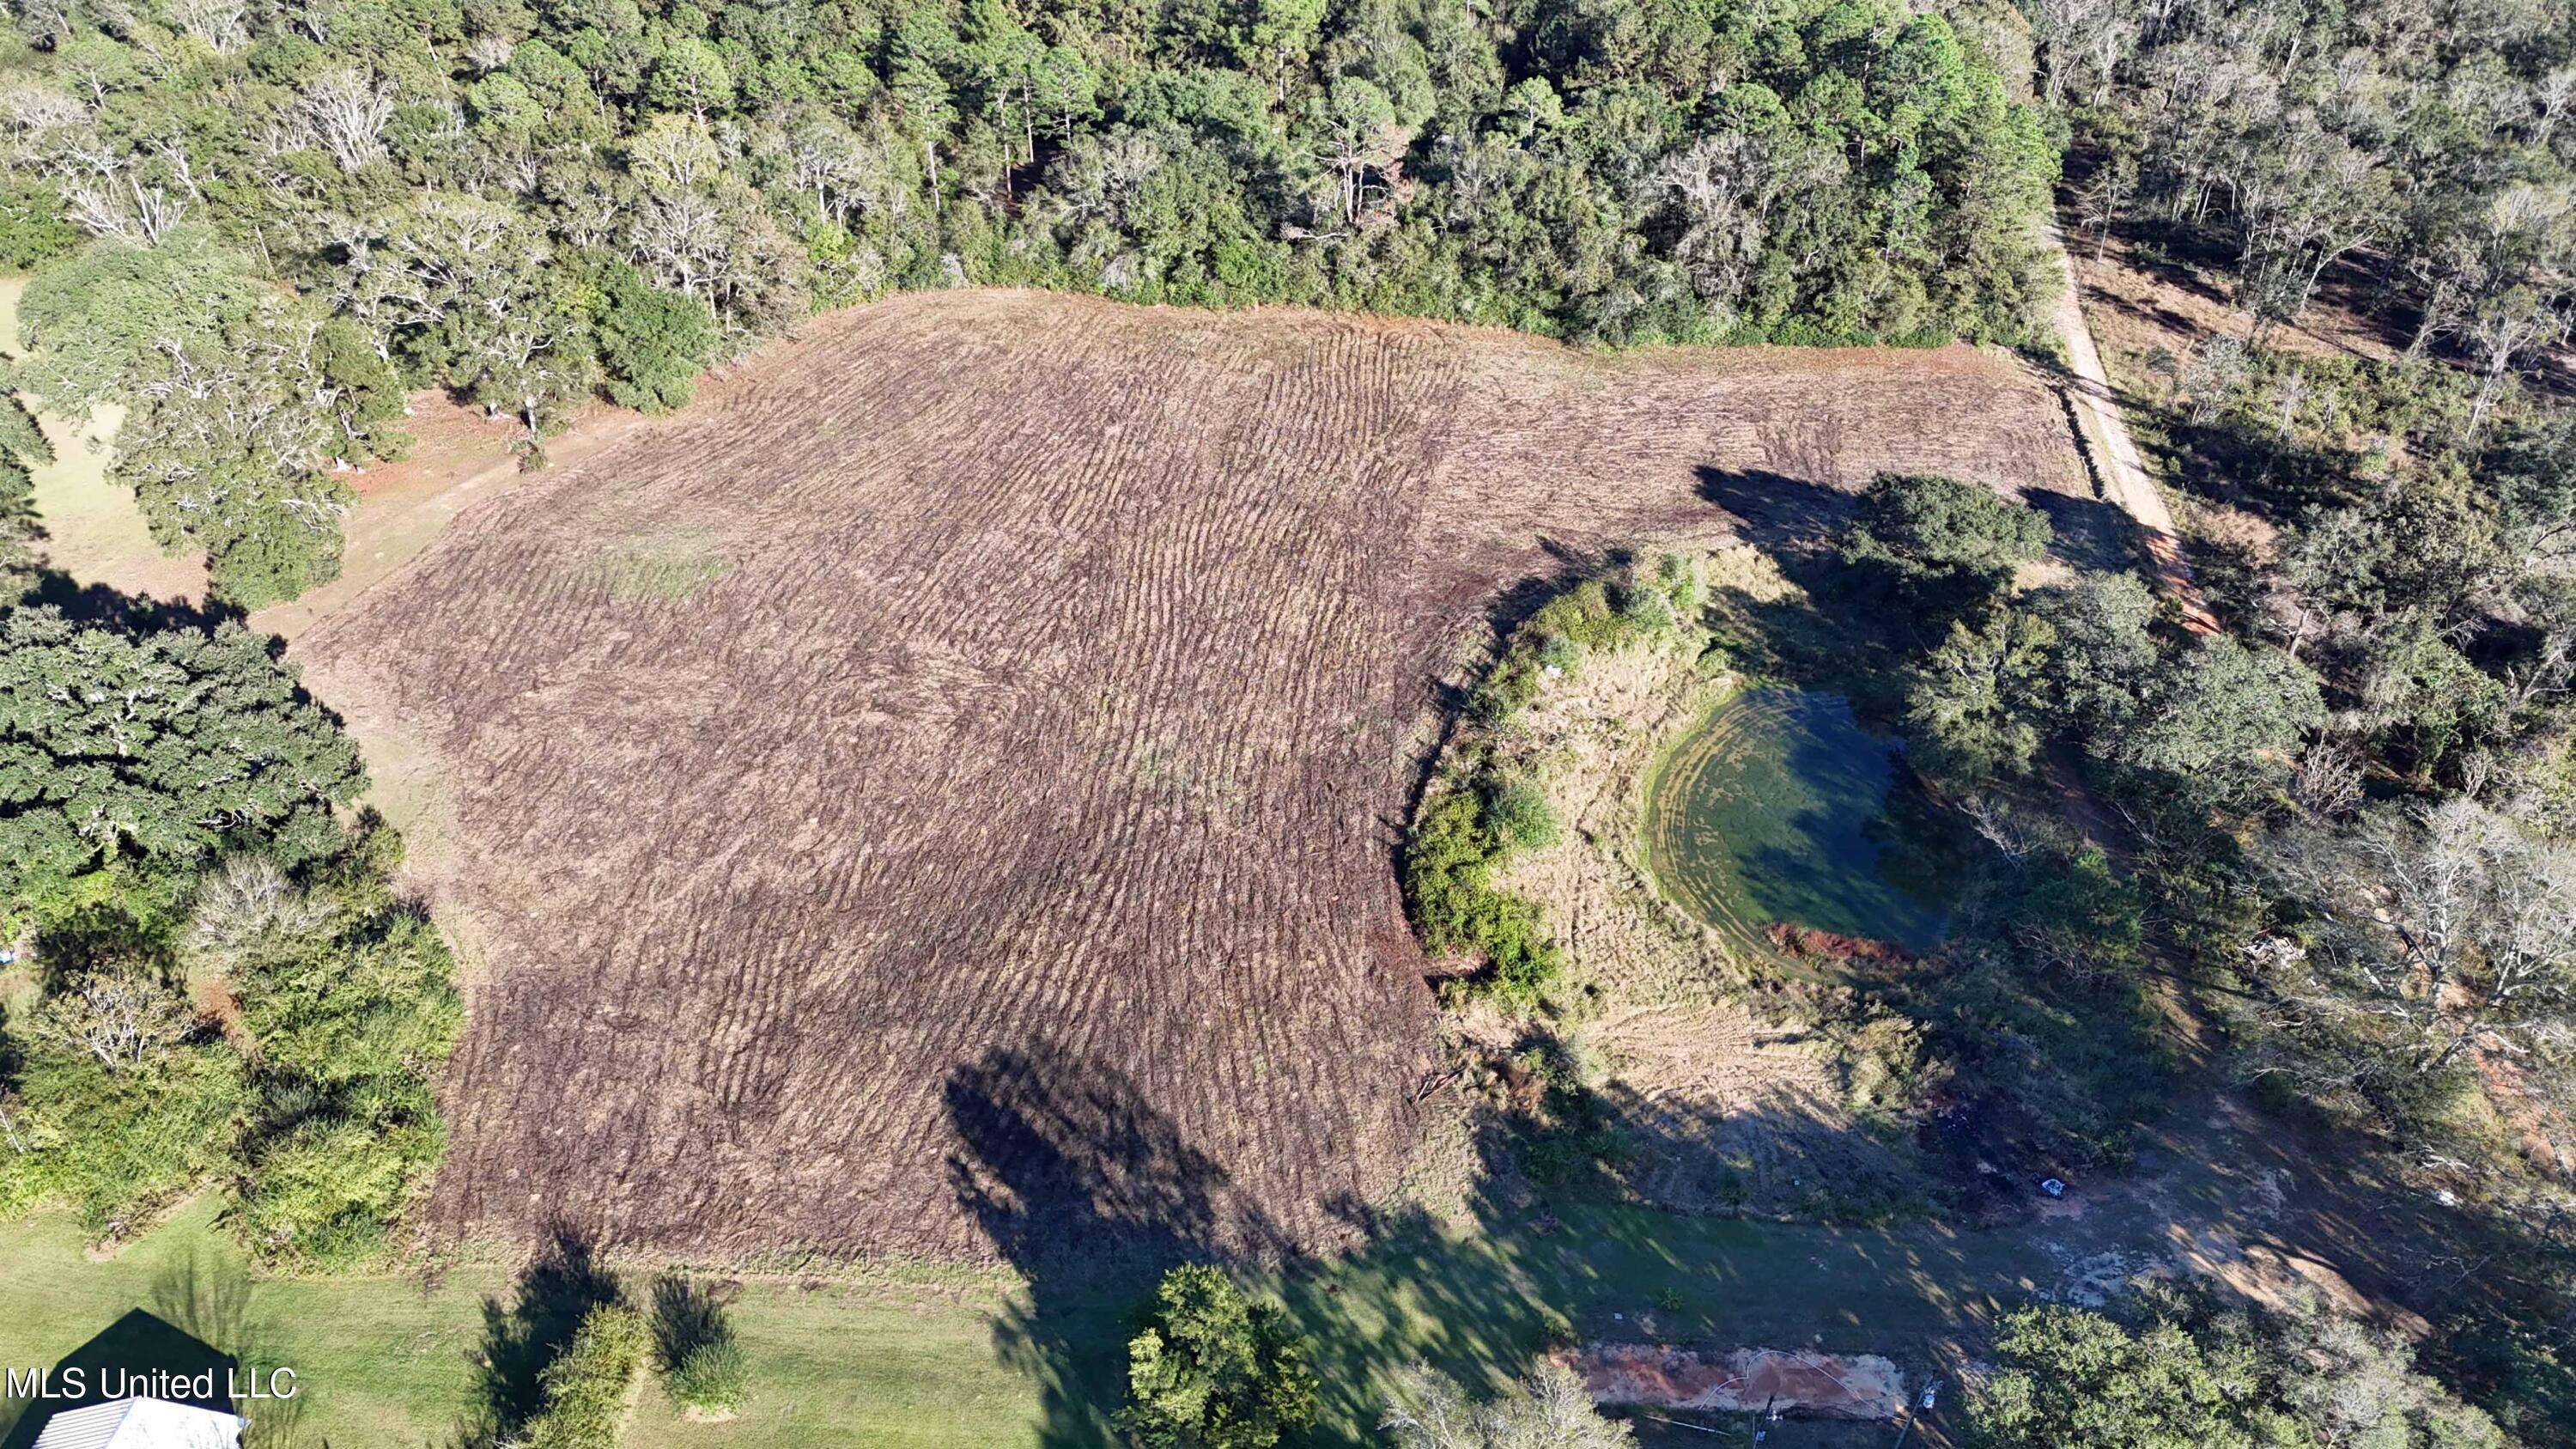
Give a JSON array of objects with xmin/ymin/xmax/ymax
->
[{"xmin": 296, "ymin": 290, "xmax": 2085, "ymax": 1261}]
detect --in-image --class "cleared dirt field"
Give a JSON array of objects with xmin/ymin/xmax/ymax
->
[{"xmin": 295, "ymin": 289, "xmax": 2085, "ymax": 1262}]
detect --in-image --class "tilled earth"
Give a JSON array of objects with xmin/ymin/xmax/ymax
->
[{"xmin": 297, "ymin": 289, "xmax": 2084, "ymax": 1262}]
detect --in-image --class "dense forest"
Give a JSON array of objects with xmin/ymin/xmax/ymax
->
[
  {"xmin": 2046, "ymin": 0, "xmax": 2573, "ymax": 378},
  {"xmin": 0, "ymin": 0, "xmax": 2059, "ymax": 605},
  {"xmin": 1880, "ymin": 0, "xmax": 2576, "ymax": 1436}
]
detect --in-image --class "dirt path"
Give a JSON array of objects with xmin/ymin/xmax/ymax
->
[
  {"xmin": 252, "ymin": 404, "xmax": 657, "ymax": 637},
  {"xmin": 2048, "ymin": 233, "xmax": 2221, "ymax": 634}
]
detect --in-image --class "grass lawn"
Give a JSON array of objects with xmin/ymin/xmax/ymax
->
[
  {"xmin": 0, "ymin": 1198, "xmax": 495, "ymax": 1446},
  {"xmin": 0, "ymin": 1183, "xmax": 2063, "ymax": 1447},
  {"xmin": 0, "ymin": 1200, "xmax": 1093, "ymax": 1448}
]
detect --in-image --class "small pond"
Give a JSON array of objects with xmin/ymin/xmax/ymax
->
[{"xmin": 1643, "ymin": 687, "xmax": 1960, "ymax": 956}]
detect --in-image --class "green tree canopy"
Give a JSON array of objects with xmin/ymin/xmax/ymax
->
[
  {"xmin": 1970, "ymin": 1288, "xmax": 2501, "ymax": 1449},
  {"xmin": 1842, "ymin": 472, "xmax": 2053, "ymax": 628},
  {"xmin": 13, "ymin": 231, "xmax": 267, "ymax": 411},
  {"xmin": 595, "ymin": 268, "xmax": 721, "ymax": 414},
  {"xmin": 1904, "ymin": 605, "xmax": 2058, "ymax": 783},
  {"xmin": 0, "ymin": 606, "xmax": 365, "ymax": 928},
  {"xmin": 2106, "ymin": 635, "xmax": 2325, "ymax": 808},
  {"xmin": 1123, "ymin": 1264, "xmax": 1319, "ymax": 1449}
]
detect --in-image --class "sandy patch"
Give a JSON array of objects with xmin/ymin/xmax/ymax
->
[{"xmin": 1567, "ymin": 1343, "xmax": 1907, "ymax": 1418}]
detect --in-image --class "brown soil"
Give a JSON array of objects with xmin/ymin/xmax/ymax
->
[{"xmin": 293, "ymin": 288, "xmax": 2083, "ymax": 1262}]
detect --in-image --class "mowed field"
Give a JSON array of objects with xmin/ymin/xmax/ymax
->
[{"xmin": 294, "ymin": 289, "xmax": 2087, "ymax": 1263}]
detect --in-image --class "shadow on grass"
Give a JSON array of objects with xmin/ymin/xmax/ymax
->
[
  {"xmin": 647, "ymin": 1275, "xmax": 732, "ymax": 1375},
  {"xmin": 1, "ymin": 1241, "xmax": 312, "ymax": 1449},
  {"xmin": 937, "ymin": 1032, "xmax": 2041, "ymax": 1446},
  {"xmin": 945, "ymin": 1043, "xmax": 1288, "ymax": 1446},
  {"xmin": 19, "ymin": 566, "xmax": 247, "ymax": 635},
  {"xmin": 456, "ymin": 1226, "xmax": 620, "ymax": 1447},
  {"xmin": 0, "ymin": 1309, "xmax": 234, "ymax": 1449}
]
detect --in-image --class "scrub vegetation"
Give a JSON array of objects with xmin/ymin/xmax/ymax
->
[
  {"xmin": 518, "ymin": 1303, "xmax": 653, "ymax": 1449},
  {"xmin": 1403, "ymin": 556, "xmax": 1703, "ymax": 1010},
  {"xmin": 1971, "ymin": 1283, "xmax": 2503, "ymax": 1449},
  {"xmin": 0, "ymin": 590, "xmax": 460, "ymax": 1269}
]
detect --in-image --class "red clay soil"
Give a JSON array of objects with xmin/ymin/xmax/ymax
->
[
  {"xmin": 295, "ymin": 289, "xmax": 2084, "ymax": 1263},
  {"xmin": 1766, "ymin": 922, "xmax": 1914, "ymax": 964}
]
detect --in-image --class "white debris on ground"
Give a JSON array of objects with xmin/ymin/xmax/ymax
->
[{"xmin": 1562, "ymin": 1344, "xmax": 1907, "ymax": 1419}]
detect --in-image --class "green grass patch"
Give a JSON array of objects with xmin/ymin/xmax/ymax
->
[
  {"xmin": 0, "ymin": 1184, "xmax": 2087, "ymax": 1448},
  {"xmin": 0, "ymin": 1202, "xmax": 1086, "ymax": 1449}
]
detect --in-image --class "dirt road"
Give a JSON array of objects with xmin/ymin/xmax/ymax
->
[{"xmin": 2049, "ymin": 234, "xmax": 2221, "ymax": 633}]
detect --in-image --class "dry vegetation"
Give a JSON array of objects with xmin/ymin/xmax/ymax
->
[
  {"xmin": 295, "ymin": 289, "xmax": 2085, "ymax": 1261},
  {"xmin": 1475, "ymin": 545, "xmax": 1931, "ymax": 1218}
]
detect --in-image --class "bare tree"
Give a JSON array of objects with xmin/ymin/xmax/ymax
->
[
  {"xmin": 2265, "ymin": 799, "xmax": 2576, "ymax": 1101},
  {"xmin": 0, "ymin": 81, "xmax": 83, "ymax": 140},
  {"xmin": 297, "ymin": 67, "xmax": 394, "ymax": 174},
  {"xmin": 2032, "ymin": 0, "xmax": 2138, "ymax": 107},
  {"xmin": 2466, "ymin": 285, "xmax": 2570, "ymax": 434},
  {"xmin": 2534, "ymin": 65, "xmax": 2576, "ymax": 149},
  {"xmin": 1656, "ymin": 131, "xmax": 1789, "ymax": 314},
  {"xmin": 1382, "ymin": 1361, "xmax": 1634, "ymax": 1449},
  {"xmin": 50, "ymin": 131, "xmax": 190, "ymax": 243},
  {"xmin": 785, "ymin": 118, "xmax": 897, "ymax": 229},
  {"xmin": 12, "ymin": 0, "xmax": 76, "ymax": 49},
  {"xmin": 167, "ymin": 0, "xmax": 252, "ymax": 54},
  {"xmin": 626, "ymin": 188, "xmax": 729, "ymax": 302},
  {"xmin": 1305, "ymin": 79, "xmax": 1408, "ymax": 232},
  {"xmin": 24, "ymin": 964, "xmax": 199, "ymax": 1073},
  {"xmin": 2290, "ymin": 739, "xmax": 2366, "ymax": 819},
  {"xmin": 1961, "ymin": 792, "xmax": 2044, "ymax": 863},
  {"xmin": 183, "ymin": 855, "xmax": 330, "ymax": 974},
  {"xmin": 61, "ymin": 171, "xmax": 188, "ymax": 242},
  {"xmin": 2503, "ymin": 613, "xmax": 2576, "ymax": 715},
  {"xmin": 626, "ymin": 113, "xmax": 722, "ymax": 192},
  {"xmin": 464, "ymin": 33, "xmax": 515, "ymax": 74}
]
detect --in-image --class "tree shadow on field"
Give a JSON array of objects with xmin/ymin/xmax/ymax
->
[
  {"xmin": 0, "ymin": 1310, "xmax": 234, "ymax": 1449},
  {"xmin": 647, "ymin": 1274, "xmax": 734, "ymax": 1374},
  {"xmin": 1697, "ymin": 466, "xmax": 1860, "ymax": 557},
  {"xmin": 455, "ymin": 1225, "xmax": 620, "ymax": 1447},
  {"xmin": 2023, "ymin": 490, "xmax": 2149, "ymax": 577},
  {"xmin": 1689, "ymin": 466, "xmax": 1911, "ymax": 693},
  {"xmin": 946, "ymin": 1043, "xmax": 1288, "ymax": 1447},
  {"xmin": 0, "ymin": 1243, "xmax": 316, "ymax": 1449},
  {"xmin": 21, "ymin": 566, "xmax": 247, "ymax": 633},
  {"xmin": 148, "ymin": 1245, "xmax": 312, "ymax": 1449}
]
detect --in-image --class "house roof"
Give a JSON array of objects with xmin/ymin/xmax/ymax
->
[{"xmin": 29, "ymin": 1397, "xmax": 245, "ymax": 1449}]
